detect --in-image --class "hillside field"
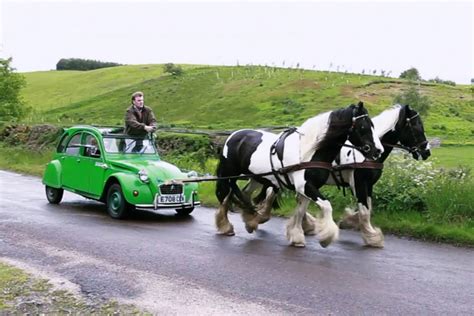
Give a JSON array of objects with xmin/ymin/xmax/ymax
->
[{"xmin": 19, "ymin": 64, "xmax": 474, "ymax": 145}]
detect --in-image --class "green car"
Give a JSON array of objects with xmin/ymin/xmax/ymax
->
[{"xmin": 42, "ymin": 126, "xmax": 200, "ymax": 219}]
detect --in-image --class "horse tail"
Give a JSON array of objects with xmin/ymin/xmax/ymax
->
[{"xmin": 215, "ymin": 155, "xmax": 232, "ymax": 203}]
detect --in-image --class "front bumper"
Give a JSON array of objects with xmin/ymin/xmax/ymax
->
[{"xmin": 135, "ymin": 191, "xmax": 200, "ymax": 211}]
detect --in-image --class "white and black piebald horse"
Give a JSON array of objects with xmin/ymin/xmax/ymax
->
[
  {"xmin": 256, "ymin": 104, "xmax": 431, "ymax": 248},
  {"xmin": 215, "ymin": 102, "xmax": 384, "ymax": 248},
  {"xmin": 324, "ymin": 104, "xmax": 431, "ymax": 247}
]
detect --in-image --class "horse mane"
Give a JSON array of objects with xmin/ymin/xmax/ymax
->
[
  {"xmin": 372, "ymin": 104, "xmax": 404, "ymax": 138},
  {"xmin": 298, "ymin": 106, "xmax": 353, "ymax": 162}
]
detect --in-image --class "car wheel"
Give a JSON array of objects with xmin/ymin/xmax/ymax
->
[
  {"xmin": 107, "ymin": 184, "xmax": 131, "ymax": 219},
  {"xmin": 176, "ymin": 207, "xmax": 194, "ymax": 216},
  {"xmin": 45, "ymin": 186, "xmax": 63, "ymax": 204}
]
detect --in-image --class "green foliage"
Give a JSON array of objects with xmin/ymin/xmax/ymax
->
[
  {"xmin": 374, "ymin": 154, "xmax": 473, "ymax": 227},
  {"xmin": 163, "ymin": 63, "xmax": 183, "ymax": 76},
  {"xmin": 56, "ymin": 58, "xmax": 121, "ymax": 71},
  {"xmin": 399, "ymin": 67, "xmax": 422, "ymax": 81},
  {"xmin": 0, "ymin": 58, "xmax": 27, "ymax": 121},
  {"xmin": 393, "ymin": 84, "xmax": 430, "ymax": 116}
]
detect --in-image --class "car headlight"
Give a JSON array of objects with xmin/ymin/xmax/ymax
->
[
  {"xmin": 187, "ymin": 170, "xmax": 198, "ymax": 178},
  {"xmin": 138, "ymin": 169, "xmax": 149, "ymax": 183}
]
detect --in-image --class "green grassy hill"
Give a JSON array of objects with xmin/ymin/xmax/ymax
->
[{"xmin": 21, "ymin": 64, "xmax": 474, "ymax": 144}]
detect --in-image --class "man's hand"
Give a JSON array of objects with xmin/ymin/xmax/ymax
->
[{"xmin": 144, "ymin": 126, "xmax": 156, "ymax": 133}]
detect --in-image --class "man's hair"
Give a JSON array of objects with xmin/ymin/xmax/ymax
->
[{"xmin": 131, "ymin": 91, "xmax": 144, "ymax": 101}]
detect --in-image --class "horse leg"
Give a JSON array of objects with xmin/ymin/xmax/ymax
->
[
  {"xmin": 339, "ymin": 207, "xmax": 360, "ymax": 229},
  {"xmin": 358, "ymin": 196, "xmax": 384, "ymax": 248},
  {"xmin": 215, "ymin": 191, "xmax": 235, "ymax": 236},
  {"xmin": 314, "ymin": 198, "xmax": 340, "ymax": 248},
  {"xmin": 353, "ymin": 178, "xmax": 384, "ymax": 247},
  {"xmin": 302, "ymin": 211, "xmax": 317, "ymax": 235},
  {"xmin": 286, "ymin": 194, "xmax": 310, "ymax": 247},
  {"xmin": 256, "ymin": 186, "xmax": 276, "ymax": 224}
]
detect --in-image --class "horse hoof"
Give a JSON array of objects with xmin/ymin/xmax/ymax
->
[
  {"xmin": 245, "ymin": 224, "xmax": 256, "ymax": 234},
  {"xmin": 291, "ymin": 242, "xmax": 305, "ymax": 248},
  {"xmin": 319, "ymin": 239, "xmax": 333, "ymax": 248},
  {"xmin": 258, "ymin": 217, "xmax": 270, "ymax": 224}
]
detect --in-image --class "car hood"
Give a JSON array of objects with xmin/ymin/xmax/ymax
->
[{"xmin": 108, "ymin": 158, "xmax": 186, "ymax": 181}]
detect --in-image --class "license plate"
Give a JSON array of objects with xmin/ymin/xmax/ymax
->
[{"xmin": 158, "ymin": 194, "xmax": 184, "ymax": 204}]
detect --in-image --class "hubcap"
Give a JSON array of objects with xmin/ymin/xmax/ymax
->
[{"xmin": 110, "ymin": 191, "xmax": 121, "ymax": 212}]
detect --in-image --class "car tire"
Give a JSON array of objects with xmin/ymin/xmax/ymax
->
[
  {"xmin": 175, "ymin": 207, "xmax": 194, "ymax": 216},
  {"xmin": 107, "ymin": 183, "xmax": 132, "ymax": 219},
  {"xmin": 45, "ymin": 186, "xmax": 63, "ymax": 204}
]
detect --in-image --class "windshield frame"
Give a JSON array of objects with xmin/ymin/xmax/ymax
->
[{"xmin": 102, "ymin": 135, "xmax": 158, "ymax": 155}]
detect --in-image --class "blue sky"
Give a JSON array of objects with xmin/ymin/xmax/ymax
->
[{"xmin": 1, "ymin": 0, "xmax": 472, "ymax": 83}]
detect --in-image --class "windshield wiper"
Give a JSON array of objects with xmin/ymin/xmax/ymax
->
[{"xmin": 123, "ymin": 140, "xmax": 137, "ymax": 153}]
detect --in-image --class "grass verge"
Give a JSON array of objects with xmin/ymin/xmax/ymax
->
[{"xmin": 0, "ymin": 262, "xmax": 147, "ymax": 314}]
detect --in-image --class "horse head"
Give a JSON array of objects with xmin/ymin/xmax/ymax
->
[
  {"xmin": 397, "ymin": 105, "xmax": 431, "ymax": 160},
  {"xmin": 347, "ymin": 102, "xmax": 384, "ymax": 160}
]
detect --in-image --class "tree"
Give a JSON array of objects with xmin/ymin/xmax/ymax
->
[
  {"xmin": 399, "ymin": 67, "xmax": 422, "ymax": 81},
  {"xmin": 393, "ymin": 85, "xmax": 430, "ymax": 117},
  {"xmin": 0, "ymin": 58, "xmax": 27, "ymax": 121}
]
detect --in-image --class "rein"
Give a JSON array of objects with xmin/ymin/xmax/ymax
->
[{"xmin": 176, "ymin": 161, "xmax": 333, "ymax": 183}]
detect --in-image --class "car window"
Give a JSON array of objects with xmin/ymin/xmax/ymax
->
[
  {"xmin": 83, "ymin": 134, "xmax": 101, "ymax": 158},
  {"xmin": 57, "ymin": 133, "xmax": 69, "ymax": 153},
  {"xmin": 65, "ymin": 133, "xmax": 82, "ymax": 155}
]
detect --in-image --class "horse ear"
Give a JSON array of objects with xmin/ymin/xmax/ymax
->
[{"xmin": 357, "ymin": 101, "xmax": 364, "ymax": 108}]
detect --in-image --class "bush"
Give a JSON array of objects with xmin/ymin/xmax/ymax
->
[
  {"xmin": 163, "ymin": 63, "xmax": 183, "ymax": 76},
  {"xmin": 373, "ymin": 154, "xmax": 473, "ymax": 225}
]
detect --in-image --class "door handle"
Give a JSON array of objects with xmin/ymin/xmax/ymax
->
[{"xmin": 95, "ymin": 162, "xmax": 108, "ymax": 169}]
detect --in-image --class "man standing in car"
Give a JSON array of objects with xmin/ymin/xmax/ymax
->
[{"xmin": 125, "ymin": 91, "xmax": 157, "ymax": 136}]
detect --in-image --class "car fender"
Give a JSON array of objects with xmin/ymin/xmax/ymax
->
[
  {"xmin": 42, "ymin": 160, "xmax": 62, "ymax": 188},
  {"xmin": 104, "ymin": 172, "xmax": 154, "ymax": 205}
]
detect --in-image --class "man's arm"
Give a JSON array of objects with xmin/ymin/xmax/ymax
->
[{"xmin": 147, "ymin": 108, "xmax": 158, "ymax": 128}]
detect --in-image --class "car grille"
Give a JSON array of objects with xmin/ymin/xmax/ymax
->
[{"xmin": 159, "ymin": 183, "xmax": 183, "ymax": 195}]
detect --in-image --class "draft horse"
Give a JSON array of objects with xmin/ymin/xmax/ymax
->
[
  {"xmin": 256, "ymin": 104, "xmax": 431, "ymax": 248},
  {"xmin": 215, "ymin": 102, "xmax": 384, "ymax": 248},
  {"xmin": 324, "ymin": 104, "xmax": 431, "ymax": 247}
]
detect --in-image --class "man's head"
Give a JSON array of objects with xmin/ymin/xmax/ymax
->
[{"xmin": 131, "ymin": 91, "xmax": 144, "ymax": 109}]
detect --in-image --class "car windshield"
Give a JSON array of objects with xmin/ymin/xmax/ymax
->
[{"xmin": 103, "ymin": 137, "xmax": 156, "ymax": 154}]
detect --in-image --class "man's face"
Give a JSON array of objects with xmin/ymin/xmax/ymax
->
[{"xmin": 133, "ymin": 96, "xmax": 144, "ymax": 108}]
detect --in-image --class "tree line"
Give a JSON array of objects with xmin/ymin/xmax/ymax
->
[{"xmin": 56, "ymin": 58, "xmax": 122, "ymax": 71}]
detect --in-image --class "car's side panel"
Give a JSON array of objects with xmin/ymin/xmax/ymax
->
[
  {"xmin": 106, "ymin": 173, "xmax": 155, "ymax": 205},
  {"xmin": 42, "ymin": 160, "xmax": 62, "ymax": 188}
]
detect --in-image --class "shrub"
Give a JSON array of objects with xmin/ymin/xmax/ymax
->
[
  {"xmin": 163, "ymin": 63, "xmax": 183, "ymax": 76},
  {"xmin": 373, "ymin": 154, "xmax": 473, "ymax": 225}
]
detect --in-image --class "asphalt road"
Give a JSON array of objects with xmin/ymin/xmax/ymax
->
[{"xmin": 0, "ymin": 170, "xmax": 473, "ymax": 315}]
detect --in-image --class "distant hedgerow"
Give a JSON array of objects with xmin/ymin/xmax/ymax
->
[{"xmin": 56, "ymin": 58, "xmax": 122, "ymax": 71}]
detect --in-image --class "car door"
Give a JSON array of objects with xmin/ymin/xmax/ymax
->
[
  {"xmin": 81, "ymin": 133, "xmax": 106, "ymax": 197},
  {"xmin": 61, "ymin": 132, "xmax": 87, "ymax": 191}
]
